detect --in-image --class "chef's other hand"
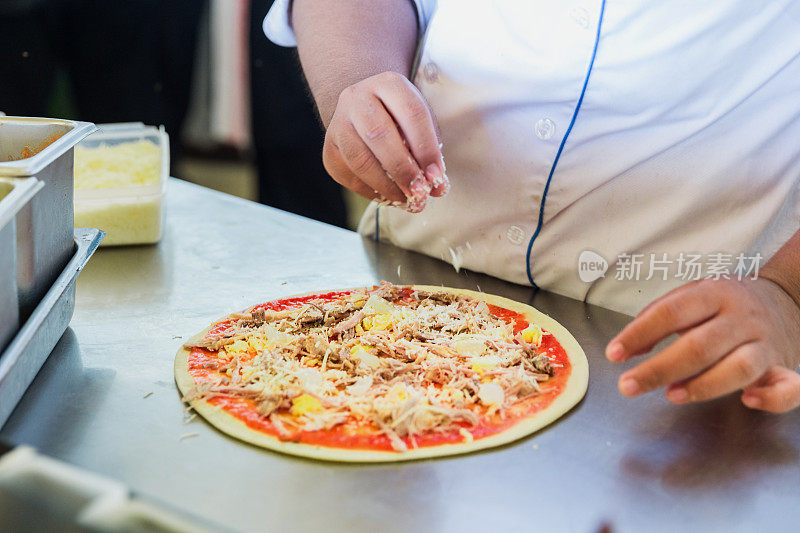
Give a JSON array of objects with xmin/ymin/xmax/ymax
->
[
  {"xmin": 605, "ymin": 278, "xmax": 800, "ymax": 412},
  {"xmin": 322, "ymin": 71, "xmax": 447, "ymax": 213}
]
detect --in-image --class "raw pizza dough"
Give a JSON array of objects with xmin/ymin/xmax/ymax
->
[{"xmin": 175, "ymin": 285, "xmax": 588, "ymax": 462}]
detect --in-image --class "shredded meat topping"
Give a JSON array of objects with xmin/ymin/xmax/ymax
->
[{"xmin": 183, "ymin": 282, "xmax": 558, "ymax": 450}]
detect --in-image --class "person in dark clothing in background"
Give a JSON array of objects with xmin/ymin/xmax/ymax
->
[
  {"xmin": 0, "ymin": 0, "xmax": 203, "ymax": 175},
  {"xmin": 249, "ymin": 0, "xmax": 348, "ymax": 228},
  {"xmin": 2, "ymin": 0, "xmax": 347, "ymax": 227}
]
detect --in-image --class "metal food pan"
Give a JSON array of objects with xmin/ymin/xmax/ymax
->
[
  {"xmin": 0, "ymin": 178, "xmax": 43, "ymax": 353},
  {"xmin": 0, "ymin": 228, "xmax": 103, "ymax": 428},
  {"xmin": 0, "ymin": 117, "xmax": 97, "ymax": 320}
]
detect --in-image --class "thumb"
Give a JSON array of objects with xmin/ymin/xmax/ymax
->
[{"xmin": 741, "ymin": 366, "xmax": 800, "ymax": 413}]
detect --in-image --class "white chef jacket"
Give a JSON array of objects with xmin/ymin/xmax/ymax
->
[{"xmin": 265, "ymin": 0, "xmax": 800, "ymax": 316}]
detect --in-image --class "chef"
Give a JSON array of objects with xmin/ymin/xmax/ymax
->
[{"xmin": 262, "ymin": 1, "xmax": 800, "ymax": 412}]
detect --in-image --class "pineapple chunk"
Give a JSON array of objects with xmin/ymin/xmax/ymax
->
[
  {"xmin": 291, "ymin": 393, "xmax": 322, "ymax": 417},
  {"xmin": 227, "ymin": 339, "xmax": 250, "ymax": 354},
  {"xmin": 521, "ymin": 324, "xmax": 542, "ymax": 346},
  {"xmin": 263, "ymin": 325, "xmax": 293, "ymax": 348},
  {"xmin": 385, "ymin": 383, "xmax": 410, "ymax": 402},
  {"xmin": 350, "ymin": 344, "xmax": 371, "ymax": 354},
  {"xmin": 247, "ymin": 335, "xmax": 267, "ymax": 353},
  {"xmin": 363, "ymin": 313, "xmax": 392, "ymax": 331},
  {"xmin": 351, "ymin": 346, "xmax": 381, "ymax": 369},
  {"xmin": 478, "ymin": 382, "xmax": 505, "ymax": 406},
  {"xmin": 241, "ymin": 366, "xmax": 259, "ymax": 382},
  {"xmin": 470, "ymin": 356, "xmax": 500, "ymax": 375},
  {"xmin": 454, "ymin": 335, "xmax": 487, "ymax": 357},
  {"xmin": 362, "ymin": 294, "xmax": 395, "ymax": 315}
]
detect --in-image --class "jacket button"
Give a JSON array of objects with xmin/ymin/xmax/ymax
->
[
  {"xmin": 535, "ymin": 118, "xmax": 556, "ymax": 140},
  {"xmin": 507, "ymin": 226, "xmax": 525, "ymax": 245},
  {"xmin": 570, "ymin": 6, "xmax": 590, "ymax": 28},
  {"xmin": 423, "ymin": 62, "xmax": 440, "ymax": 83}
]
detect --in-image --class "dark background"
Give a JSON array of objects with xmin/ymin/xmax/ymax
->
[{"xmin": 0, "ymin": 0, "xmax": 350, "ymax": 228}]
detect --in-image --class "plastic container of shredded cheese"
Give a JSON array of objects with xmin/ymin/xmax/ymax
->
[{"xmin": 74, "ymin": 124, "xmax": 169, "ymax": 246}]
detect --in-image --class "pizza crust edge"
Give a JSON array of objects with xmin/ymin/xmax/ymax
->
[{"xmin": 174, "ymin": 285, "xmax": 588, "ymax": 462}]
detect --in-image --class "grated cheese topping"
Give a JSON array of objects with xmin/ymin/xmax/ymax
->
[
  {"xmin": 183, "ymin": 282, "xmax": 556, "ymax": 451},
  {"xmin": 74, "ymin": 140, "xmax": 161, "ymax": 190}
]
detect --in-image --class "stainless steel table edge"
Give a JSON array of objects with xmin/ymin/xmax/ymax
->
[
  {"xmin": 0, "ymin": 228, "xmax": 104, "ymax": 426},
  {"xmin": 3, "ymin": 182, "xmax": 797, "ymax": 533}
]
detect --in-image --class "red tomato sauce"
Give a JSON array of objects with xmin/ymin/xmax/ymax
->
[
  {"xmin": 251, "ymin": 290, "xmax": 354, "ymax": 312},
  {"xmin": 186, "ymin": 292, "xmax": 572, "ymax": 451},
  {"xmin": 486, "ymin": 304, "xmax": 529, "ymax": 333},
  {"xmin": 206, "ymin": 291, "xmax": 356, "ymax": 337}
]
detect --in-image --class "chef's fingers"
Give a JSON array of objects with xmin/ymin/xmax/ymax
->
[
  {"xmin": 323, "ymin": 133, "xmax": 402, "ymax": 202},
  {"xmin": 327, "ymin": 121, "xmax": 408, "ymax": 204},
  {"xmin": 324, "ymin": 156, "xmax": 384, "ymax": 202},
  {"xmin": 663, "ymin": 342, "xmax": 769, "ymax": 404},
  {"xmin": 617, "ymin": 315, "xmax": 747, "ymax": 398},
  {"xmin": 371, "ymin": 72, "xmax": 449, "ymax": 197},
  {"xmin": 742, "ymin": 366, "xmax": 800, "ymax": 413},
  {"xmin": 606, "ymin": 281, "xmax": 721, "ymax": 362},
  {"xmin": 341, "ymin": 88, "xmax": 431, "ymax": 210}
]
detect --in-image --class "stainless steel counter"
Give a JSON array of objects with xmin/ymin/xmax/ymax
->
[{"xmin": 2, "ymin": 179, "xmax": 799, "ymax": 532}]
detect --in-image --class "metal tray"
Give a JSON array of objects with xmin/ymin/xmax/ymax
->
[
  {"xmin": 0, "ymin": 117, "xmax": 97, "ymax": 320},
  {"xmin": 0, "ymin": 178, "xmax": 43, "ymax": 353},
  {"xmin": 0, "ymin": 228, "xmax": 103, "ymax": 427}
]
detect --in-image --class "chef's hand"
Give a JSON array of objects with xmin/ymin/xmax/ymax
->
[
  {"xmin": 606, "ymin": 277, "xmax": 800, "ymax": 412},
  {"xmin": 322, "ymin": 71, "xmax": 448, "ymax": 213}
]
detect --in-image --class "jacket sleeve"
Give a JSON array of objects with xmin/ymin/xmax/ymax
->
[{"xmin": 263, "ymin": 0, "xmax": 437, "ymax": 47}]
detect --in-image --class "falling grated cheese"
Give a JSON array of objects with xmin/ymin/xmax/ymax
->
[{"xmin": 448, "ymin": 247, "xmax": 462, "ymax": 272}]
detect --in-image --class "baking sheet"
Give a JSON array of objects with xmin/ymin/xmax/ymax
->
[{"xmin": 1, "ymin": 180, "xmax": 798, "ymax": 533}]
